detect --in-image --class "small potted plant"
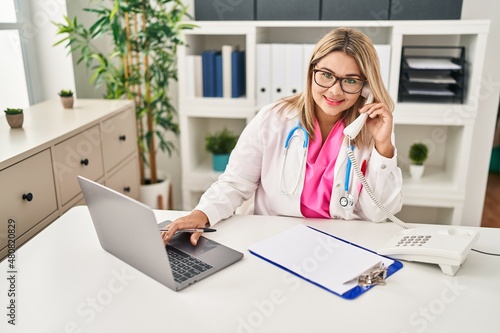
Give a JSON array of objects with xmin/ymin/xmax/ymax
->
[
  {"xmin": 58, "ymin": 89, "xmax": 74, "ymax": 108},
  {"xmin": 4, "ymin": 108, "xmax": 24, "ymax": 128},
  {"xmin": 205, "ymin": 127, "xmax": 239, "ymax": 172},
  {"xmin": 409, "ymin": 142, "xmax": 429, "ymax": 180}
]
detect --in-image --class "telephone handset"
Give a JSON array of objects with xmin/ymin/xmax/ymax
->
[
  {"xmin": 343, "ymin": 86, "xmax": 372, "ymax": 140},
  {"xmin": 343, "ymin": 85, "xmax": 479, "ymax": 276}
]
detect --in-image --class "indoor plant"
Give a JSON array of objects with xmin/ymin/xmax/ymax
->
[
  {"xmin": 4, "ymin": 108, "xmax": 24, "ymax": 128},
  {"xmin": 53, "ymin": 0, "xmax": 195, "ymax": 189},
  {"xmin": 205, "ymin": 127, "xmax": 239, "ymax": 172},
  {"xmin": 408, "ymin": 142, "xmax": 429, "ymax": 180},
  {"xmin": 58, "ymin": 89, "xmax": 74, "ymax": 108}
]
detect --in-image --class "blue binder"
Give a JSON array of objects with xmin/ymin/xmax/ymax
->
[
  {"xmin": 248, "ymin": 225, "xmax": 403, "ymax": 300},
  {"xmin": 202, "ymin": 50, "xmax": 220, "ymax": 97},
  {"xmin": 214, "ymin": 53, "xmax": 223, "ymax": 98},
  {"xmin": 231, "ymin": 50, "xmax": 246, "ymax": 98}
]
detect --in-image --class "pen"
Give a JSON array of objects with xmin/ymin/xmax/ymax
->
[{"xmin": 159, "ymin": 228, "xmax": 217, "ymax": 233}]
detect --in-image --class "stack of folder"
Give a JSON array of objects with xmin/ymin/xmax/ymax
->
[{"xmin": 255, "ymin": 43, "xmax": 391, "ymax": 108}]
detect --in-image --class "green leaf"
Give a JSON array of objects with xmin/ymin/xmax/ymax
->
[{"xmin": 110, "ymin": 0, "xmax": 119, "ymax": 20}]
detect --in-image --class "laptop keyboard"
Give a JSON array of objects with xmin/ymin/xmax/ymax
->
[{"xmin": 166, "ymin": 246, "xmax": 213, "ymax": 284}]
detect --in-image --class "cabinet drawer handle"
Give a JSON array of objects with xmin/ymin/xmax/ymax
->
[
  {"xmin": 22, "ymin": 193, "xmax": 34, "ymax": 202},
  {"xmin": 123, "ymin": 186, "xmax": 131, "ymax": 193},
  {"xmin": 119, "ymin": 135, "xmax": 127, "ymax": 141},
  {"xmin": 80, "ymin": 158, "xmax": 89, "ymax": 166}
]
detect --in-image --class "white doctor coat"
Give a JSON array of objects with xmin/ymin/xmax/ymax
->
[{"xmin": 195, "ymin": 103, "xmax": 403, "ymax": 225}]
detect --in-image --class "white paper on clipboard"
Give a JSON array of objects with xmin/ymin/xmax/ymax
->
[{"xmin": 248, "ymin": 225, "xmax": 394, "ymax": 295}]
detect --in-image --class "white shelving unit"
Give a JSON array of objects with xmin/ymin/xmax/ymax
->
[{"xmin": 177, "ymin": 20, "xmax": 489, "ymax": 226}]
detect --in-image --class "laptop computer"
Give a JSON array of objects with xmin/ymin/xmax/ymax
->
[{"xmin": 77, "ymin": 176, "xmax": 243, "ymax": 291}]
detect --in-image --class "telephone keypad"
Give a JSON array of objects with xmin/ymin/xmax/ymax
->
[{"xmin": 396, "ymin": 235, "xmax": 432, "ymax": 247}]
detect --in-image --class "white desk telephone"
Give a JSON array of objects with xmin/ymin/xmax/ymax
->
[
  {"xmin": 377, "ymin": 227, "xmax": 479, "ymax": 276},
  {"xmin": 344, "ymin": 86, "xmax": 479, "ymax": 276}
]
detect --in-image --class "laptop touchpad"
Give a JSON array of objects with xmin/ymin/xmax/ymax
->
[{"xmin": 168, "ymin": 233, "xmax": 218, "ymax": 256}]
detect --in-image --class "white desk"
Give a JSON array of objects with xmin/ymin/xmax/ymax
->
[{"xmin": 1, "ymin": 206, "xmax": 499, "ymax": 333}]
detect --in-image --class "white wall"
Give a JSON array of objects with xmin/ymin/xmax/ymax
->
[
  {"xmin": 28, "ymin": 0, "xmax": 75, "ymax": 102},
  {"xmin": 460, "ymin": 0, "xmax": 500, "ymax": 225},
  {"xmin": 65, "ymin": 0, "xmax": 107, "ymax": 99}
]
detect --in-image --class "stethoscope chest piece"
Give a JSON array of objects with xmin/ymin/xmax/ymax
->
[{"xmin": 339, "ymin": 193, "xmax": 354, "ymax": 208}]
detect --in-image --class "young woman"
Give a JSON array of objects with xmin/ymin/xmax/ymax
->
[{"xmin": 163, "ymin": 27, "xmax": 403, "ymax": 245}]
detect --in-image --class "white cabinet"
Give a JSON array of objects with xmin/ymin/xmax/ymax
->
[
  {"xmin": 177, "ymin": 20, "xmax": 489, "ymax": 225},
  {"xmin": 0, "ymin": 99, "xmax": 140, "ymax": 260}
]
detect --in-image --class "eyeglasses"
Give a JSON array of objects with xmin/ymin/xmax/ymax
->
[{"xmin": 313, "ymin": 69, "xmax": 366, "ymax": 94}]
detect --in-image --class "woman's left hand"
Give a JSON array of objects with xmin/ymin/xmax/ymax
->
[{"xmin": 359, "ymin": 102, "xmax": 394, "ymax": 158}]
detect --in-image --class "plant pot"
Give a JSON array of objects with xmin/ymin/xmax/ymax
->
[
  {"xmin": 212, "ymin": 154, "xmax": 230, "ymax": 172},
  {"xmin": 61, "ymin": 96, "xmax": 74, "ymax": 108},
  {"xmin": 6, "ymin": 113, "xmax": 23, "ymax": 128},
  {"xmin": 409, "ymin": 164, "xmax": 425, "ymax": 180},
  {"xmin": 139, "ymin": 172, "xmax": 171, "ymax": 209}
]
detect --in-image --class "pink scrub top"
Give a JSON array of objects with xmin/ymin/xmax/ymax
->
[{"xmin": 300, "ymin": 119, "xmax": 345, "ymax": 218}]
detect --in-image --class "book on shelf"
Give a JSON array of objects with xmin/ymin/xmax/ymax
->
[
  {"xmin": 202, "ymin": 50, "xmax": 220, "ymax": 97},
  {"xmin": 186, "ymin": 55, "xmax": 203, "ymax": 97},
  {"xmin": 194, "ymin": 55, "xmax": 203, "ymax": 97},
  {"xmin": 222, "ymin": 45, "xmax": 237, "ymax": 98},
  {"xmin": 231, "ymin": 50, "xmax": 246, "ymax": 98},
  {"xmin": 256, "ymin": 44, "xmax": 272, "ymax": 107},
  {"xmin": 200, "ymin": 46, "xmax": 245, "ymax": 99},
  {"xmin": 270, "ymin": 44, "xmax": 287, "ymax": 101},
  {"xmin": 285, "ymin": 44, "xmax": 304, "ymax": 96},
  {"xmin": 215, "ymin": 53, "xmax": 223, "ymax": 97}
]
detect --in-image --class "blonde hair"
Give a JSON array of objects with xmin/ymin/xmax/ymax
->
[{"xmin": 278, "ymin": 27, "xmax": 393, "ymax": 147}]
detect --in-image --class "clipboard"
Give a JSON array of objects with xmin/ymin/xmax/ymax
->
[{"xmin": 248, "ymin": 225, "xmax": 403, "ymax": 300}]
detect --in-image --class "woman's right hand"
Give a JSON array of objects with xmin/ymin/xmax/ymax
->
[{"xmin": 161, "ymin": 210, "xmax": 210, "ymax": 246}]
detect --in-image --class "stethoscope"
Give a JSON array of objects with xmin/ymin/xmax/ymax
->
[
  {"xmin": 339, "ymin": 144, "xmax": 355, "ymax": 208},
  {"xmin": 279, "ymin": 121, "xmax": 355, "ymax": 209},
  {"xmin": 279, "ymin": 122, "xmax": 308, "ymax": 195}
]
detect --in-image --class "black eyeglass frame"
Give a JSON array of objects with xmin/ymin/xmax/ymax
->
[{"xmin": 312, "ymin": 69, "xmax": 367, "ymax": 94}]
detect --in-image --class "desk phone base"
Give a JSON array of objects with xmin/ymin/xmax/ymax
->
[{"xmin": 377, "ymin": 227, "xmax": 479, "ymax": 276}]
